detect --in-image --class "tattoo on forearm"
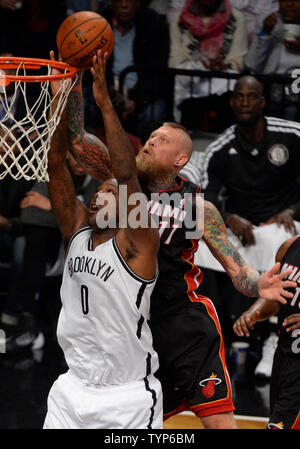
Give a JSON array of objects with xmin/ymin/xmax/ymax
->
[
  {"xmin": 204, "ymin": 202, "xmax": 259, "ymax": 296},
  {"xmin": 77, "ymin": 131, "xmax": 112, "ymax": 178},
  {"xmin": 67, "ymin": 91, "xmax": 84, "ymax": 140}
]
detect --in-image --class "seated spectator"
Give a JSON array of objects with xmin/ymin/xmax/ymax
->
[
  {"xmin": 230, "ymin": 0, "xmax": 279, "ymax": 44},
  {"xmin": 0, "ymin": 1, "xmax": 67, "ymax": 59},
  {"xmin": 200, "ymin": 74, "xmax": 300, "ymax": 377},
  {"xmin": 99, "ymin": 0, "xmax": 170, "ymax": 140},
  {"xmin": 169, "ymin": 0, "xmax": 248, "ymax": 133},
  {"xmin": 245, "ymin": 0, "xmax": 300, "ymax": 121}
]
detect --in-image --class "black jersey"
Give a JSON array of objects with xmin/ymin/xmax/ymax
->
[
  {"xmin": 141, "ymin": 177, "xmax": 203, "ymax": 317},
  {"xmin": 278, "ymin": 236, "xmax": 300, "ymax": 355},
  {"xmin": 202, "ymin": 117, "xmax": 300, "ymax": 224}
]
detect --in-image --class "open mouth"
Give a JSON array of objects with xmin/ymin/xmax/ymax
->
[{"xmin": 90, "ymin": 203, "xmax": 99, "ymax": 212}]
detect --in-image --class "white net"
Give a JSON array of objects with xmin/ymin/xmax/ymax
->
[{"xmin": 0, "ymin": 59, "xmax": 77, "ymax": 181}]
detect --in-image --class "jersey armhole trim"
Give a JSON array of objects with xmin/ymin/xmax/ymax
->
[
  {"xmin": 112, "ymin": 236, "xmax": 158, "ymax": 284},
  {"xmin": 65, "ymin": 226, "xmax": 91, "ymax": 258}
]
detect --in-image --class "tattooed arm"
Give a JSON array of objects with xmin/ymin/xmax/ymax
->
[
  {"xmin": 89, "ymin": 50, "xmax": 159, "ymax": 278},
  {"xmin": 67, "ymin": 69, "xmax": 113, "ymax": 181},
  {"xmin": 47, "ymin": 107, "xmax": 88, "ymax": 250},
  {"xmin": 202, "ymin": 200, "xmax": 296, "ymax": 304}
]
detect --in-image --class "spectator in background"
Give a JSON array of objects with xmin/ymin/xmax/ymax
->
[
  {"xmin": 200, "ymin": 75, "xmax": 300, "ymax": 378},
  {"xmin": 245, "ymin": 0, "xmax": 300, "ymax": 121},
  {"xmin": 0, "ymin": 0, "xmax": 66, "ymax": 58},
  {"xmin": 230, "ymin": 0, "xmax": 279, "ymax": 44},
  {"xmin": 167, "ymin": 0, "xmax": 186, "ymax": 23},
  {"xmin": 66, "ymin": 1, "xmax": 109, "ymax": 15},
  {"xmin": 169, "ymin": 0, "xmax": 248, "ymax": 133},
  {"xmin": 99, "ymin": 0, "xmax": 170, "ymax": 141}
]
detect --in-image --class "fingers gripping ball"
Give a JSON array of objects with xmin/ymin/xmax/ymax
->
[
  {"xmin": 56, "ymin": 11, "xmax": 114, "ymax": 69},
  {"xmin": 72, "ymin": 132, "xmax": 112, "ymax": 181}
]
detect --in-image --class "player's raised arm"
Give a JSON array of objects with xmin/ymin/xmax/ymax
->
[
  {"xmin": 90, "ymin": 50, "xmax": 158, "ymax": 252},
  {"xmin": 48, "ymin": 64, "xmax": 88, "ymax": 249},
  {"xmin": 66, "ymin": 65, "xmax": 113, "ymax": 181},
  {"xmin": 201, "ymin": 199, "xmax": 297, "ymax": 304}
]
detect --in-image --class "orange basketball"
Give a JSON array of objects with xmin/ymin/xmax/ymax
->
[{"xmin": 56, "ymin": 11, "xmax": 114, "ymax": 69}]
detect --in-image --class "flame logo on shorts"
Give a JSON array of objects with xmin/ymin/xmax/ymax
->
[
  {"xmin": 199, "ymin": 372, "xmax": 222, "ymax": 399},
  {"xmin": 267, "ymin": 421, "xmax": 284, "ymax": 429}
]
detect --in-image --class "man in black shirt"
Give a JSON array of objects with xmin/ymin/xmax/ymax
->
[
  {"xmin": 201, "ymin": 74, "xmax": 300, "ymax": 377},
  {"xmin": 202, "ymin": 75, "xmax": 300, "ymax": 241}
]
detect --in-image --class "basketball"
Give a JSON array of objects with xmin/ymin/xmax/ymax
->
[{"xmin": 56, "ymin": 11, "xmax": 114, "ymax": 69}]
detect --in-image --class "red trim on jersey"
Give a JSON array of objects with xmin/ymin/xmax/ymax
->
[
  {"xmin": 182, "ymin": 240, "xmax": 203, "ymax": 293},
  {"xmin": 292, "ymin": 411, "xmax": 300, "ymax": 429}
]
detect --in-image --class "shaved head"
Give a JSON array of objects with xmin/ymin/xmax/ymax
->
[
  {"xmin": 162, "ymin": 122, "xmax": 193, "ymax": 160},
  {"xmin": 234, "ymin": 76, "xmax": 264, "ymax": 98}
]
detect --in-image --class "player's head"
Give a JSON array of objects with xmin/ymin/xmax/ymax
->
[
  {"xmin": 230, "ymin": 75, "xmax": 265, "ymax": 126},
  {"xmin": 136, "ymin": 122, "xmax": 193, "ymax": 182},
  {"xmin": 88, "ymin": 178, "xmax": 120, "ymax": 231}
]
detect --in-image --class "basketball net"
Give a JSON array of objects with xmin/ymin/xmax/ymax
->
[{"xmin": 0, "ymin": 57, "xmax": 77, "ymax": 181}]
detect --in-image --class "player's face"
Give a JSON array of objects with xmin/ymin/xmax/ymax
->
[
  {"xmin": 136, "ymin": 126, "xmax": 184, "ymax": 181},
  {"xmin": 88, "ymin": 180, "xmax": 119, "ymax": 230},
  {"xmin": 230, "ymin": 84, "xmax": 265, "ymax": 125}
]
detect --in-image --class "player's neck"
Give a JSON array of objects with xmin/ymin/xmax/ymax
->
[
  {"xmin": 147, "ymin": 179, "xmax": 178, "ymax": 192},
  {"xmin": 91, "ymin": 228, "xmax": 118, "ymax": 248},
  {"xmin": 146, "ymin": 172, "xmax": 179, "ymax": 192}
]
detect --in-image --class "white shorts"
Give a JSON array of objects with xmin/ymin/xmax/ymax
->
[{"xmin": 43, "ymin": 370, "xmax": 163, "ymax": 429}]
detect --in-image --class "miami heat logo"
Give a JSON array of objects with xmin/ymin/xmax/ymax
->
[
  {"xmin": 199, "ymin": 372, "xmax": 222, "ymax": 399},
  {"xmin": 268, "ymin": 421, "xmax": 284, "ymax": 429}
]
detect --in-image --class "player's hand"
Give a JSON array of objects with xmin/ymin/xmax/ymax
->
[
  {"xmin": 257, "ymin": 262, "xmax": 297, "ymax": 304},
  {"xmin": 90, "ymin": 50, "xmax": 111, "ymax": 110},
  {"xmin": 71, "ymin": 131, "xmax": 112, "ymax": 181},
  {"xmin": 49, "ymin": 50, "xmax": 77, "ymax": 99},
  {"xmin": 282, "ymin": 313, "xmax": 300, "ymax": 334},
  {"xmin": 226, "ymin": 213, "xmax": 256, "ymax": 246},
  {"xmin": 20, "ymin": 191, "xmax": 51, "ymax": 211},
  {"xmin": 233, "ymin": 310, "xmax": 261, "ymax": 337}
]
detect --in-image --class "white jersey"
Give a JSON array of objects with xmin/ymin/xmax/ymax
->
[{"xmin": 57, "ymin": 227, "xmax": 159, "ymax": 386}]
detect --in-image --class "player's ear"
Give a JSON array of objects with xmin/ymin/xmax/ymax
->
[{"xmin": 175, "ymin": 154, "xmax": 189, "ymax": 169}]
